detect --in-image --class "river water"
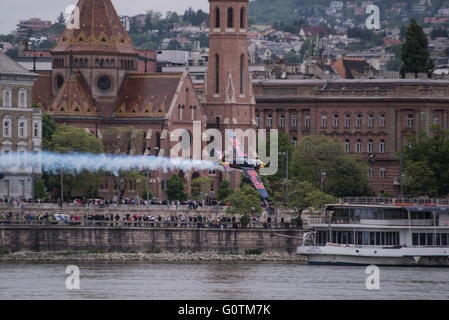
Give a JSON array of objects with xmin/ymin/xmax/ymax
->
[{"xmin": 0, "ymin": 261, "xmax": 448, "ymax": 300}]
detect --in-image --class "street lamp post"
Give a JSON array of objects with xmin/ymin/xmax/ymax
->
[
  {"xmin": 320, "ymin": 168, "xmax": 327, "ymax": 192},
  {"xmin": 60, "ymin": 165, "xmax": 64, "ymax": 210},
  {"xmin": 278, "ymin": 151, "xmax": 289, "ymax": 205},
  {"xmin": 400, "ymin": 154, "xmax": 404, "ymax": 198}
]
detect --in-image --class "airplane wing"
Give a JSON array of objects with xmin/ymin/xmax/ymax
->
[
  {"xmin": 226, "ymin": 130, "xmax": 247, "ymax": 160},
  {"xmin": 242, "ymin": 167, "xmax": 269, "ymax": 199}
]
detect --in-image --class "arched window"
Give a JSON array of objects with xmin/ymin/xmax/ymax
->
[
  {"xmin": 292, "ymin": 137, "xmax": 298, "ymax": 147},
  {"xmin": 240, "ymin": 54, "xmax": 244, "ymax": 94},
  {"xmin": 379, "ymin": 140, "xmax": 386, "ymax": 153},
  {"xmin": 2, "ymin": 116, "xmax": 12, "ymax": 138},
  {"xmin": 345, "ymin": 139, "xmax": 350, "ymax": 153},
  {"xmin": 18, "ymin": 89, "xmax": 27, "ymax": 108},
  {"xmin": 178, "ymin": 105, "xmax": 183, "ymax": 120},
  {"xmin": 18, "ymin": 117, "xmax": 27, "ymax": 138},
  {"xmin": 156, "ymin": 132, "xmax": 161, "ymax": 150},
  {"xmin": 227, "ymin": 7, "xmax": 233, "ymax": 28},
  {"xmin": 57, "ymin": 75, "xmax": 64, "ymax": 89},
  {"xmin": 240, "ymin": 7, "xmax": 245, "ymax": 29},
  {"xmin": 3, "ymin": 88, "xmax": 12, "ymax": 107},
  {"xmin": 215, "ymin": 7, "xmax": 220, "ymax": 28},
  {"xmin": 333, "ymin": 114, "xmax": 339, "ymax": 128},
  {"xmin": 367, "ymin": 139, "xmax": 374, "ymax": 153},
  {"xmin": 356, "ymin": 139, "xmax": 362, "ymax": 153},
  {"xmin": 215, "ymin": 54, "xmax": 220, "ymax": 94}
]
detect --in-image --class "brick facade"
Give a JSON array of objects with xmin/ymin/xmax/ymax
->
[{"xmin": 253, "ymin": 79, "xmax": 449, "ymax": 195}]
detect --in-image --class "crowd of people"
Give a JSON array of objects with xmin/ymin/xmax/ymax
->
[{"xmin": 0, "ymin": 210, "xmax": 294, "ymax": 229}]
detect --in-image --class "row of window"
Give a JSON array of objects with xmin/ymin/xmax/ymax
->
[
  {"xmin": 54, "ymin": 58, "xmax": 135, "ymax": 70},
  {"xmin": 256, "ymin": 114, "xmax": 311, "ymax": 128},
  {"xmin": 315, "ymin": 230, "xmax": 401, "ymax": 246},
  {"xmin": 1, "ymin": 149, "xmax": 41, "ymax": 169},
  {"xmin": 2, "ymin": 88, "xmax": 28, "ymax": 108},
  {"xmin": 345, "ymin": 139, "xmax": 386, "ymax": 153},
  {"xmin": 256, "ymin": 113, "xmax": 444, "ymax": 129},
  {"xmin": 321, "ymin": 114, "xmax": 387, "ymax": 129},
  {"xmin": 178, "ymin": 105, "xmax": 197, "ymax": 121},
  {"xmin": 368, "ymin": 167, "xmax": 387, "ymax": 180},
  {"xmin": 412, "ymin": 233, "xmax": 449, "ymax": 246},
  {"xmin": 2, "ymin": 117, "xmax": 41, "ymax": 139},
  {"xmin": 214, "ymin": 7, "xmax": 246, "ymax": 30}
]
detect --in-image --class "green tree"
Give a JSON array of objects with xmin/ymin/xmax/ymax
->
[
  {"xmin": 401, "ymin": 127, "xmax": 449, "ymax": 197},
  {"xmin": 166, "ymin": 175, "xmax": 188, "ymax": 201},
  {"xmin": 191, "ymin": 177, "xmax": 213, "ymax": 200},
  {"xmin": 226, "ymin": 184, "xmax": 262, "ymax": 219},
  {"xmin": 42, "ymin": 115, "xmax": 57, "ymax": 148},
  {"xmin": 290, "ymin": 135, "xmax": 373, "ymax": 197},
  {"xmin": 217, "ymin": 180, "xmax": 232, "ymax": 201},
  {"xmin": 287, "ymin": 178, "xmax": 336, "ymax": 227},
  {"xmin": 141, "ymin": 179, "xmax": 153, "ymax": 201},
  {"xmin": 34, "ymin": 178, "xmax": 48, "ymax": 200},
  {"xmin": 43, "ymin": 124, "xmax": 104, "ymax": 201},
  {"xmin": 283, "ymin": 50, "xmax": 301, "ymax": 64},
  {"xmin": 400, "ymin": 19, "xmax": 434, "ymax": 78},
  {"xmin": 167, "ymin": 40, "xmax": 180, "ymax": 50},
  {"xmin": 47, "ymin": 125, "xmax": 104, "ymax": 154},
  {"xmin": 56, "ymin": 12, "xmax": 65, "ymax": 24},
  {"xmin": 102, "ymin": 127, "xmax": 146, "ymax": 201},
  {"xmin": 257, "ymin": 131, "xmax": 293, "ymax": 205}
]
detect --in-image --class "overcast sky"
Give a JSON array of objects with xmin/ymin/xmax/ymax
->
[{"xmin": 0, "ymin": 0, "xmax": 210, "ymax": 34}]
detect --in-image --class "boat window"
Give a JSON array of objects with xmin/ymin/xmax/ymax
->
[
  {"xmin": 420, "ymin": 233, "xmax": 426, "ymax": 245},
  {"xmin": 442, "ymin": 233, "xmax": 448, "ymax": 246},
  {"xmin": 427, "ymin": 233, "xmax": 434, "ymax": 246},
  {"xmin": 412, "ymin": 233, "xmax": 419, "ymax": 246}
]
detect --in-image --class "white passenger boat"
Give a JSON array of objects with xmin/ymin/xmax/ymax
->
[{"xmin": 297, "ymin": 204, "xmax": 449, "ymax": 267}]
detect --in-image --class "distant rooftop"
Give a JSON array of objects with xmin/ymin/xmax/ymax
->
[{"xmin": 0, "ymin": 52, "xmax": 38, "ymax": 76}]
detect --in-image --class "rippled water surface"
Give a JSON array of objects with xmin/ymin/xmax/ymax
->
[{"xmin": 0, "ymin": 262, "xmax": 448, "ymax": 300}]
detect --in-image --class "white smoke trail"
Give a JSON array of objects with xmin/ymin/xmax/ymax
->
[{"xmin": 0, "ymin": 151, "xmax": 219, "ymax": 175}]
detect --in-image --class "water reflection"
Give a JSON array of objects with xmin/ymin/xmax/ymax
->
[{"xmin": 0, "ymin": 262, "xmax": 448, "ymax": 300}]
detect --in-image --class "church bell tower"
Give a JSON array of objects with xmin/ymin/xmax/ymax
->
[{"xmin": 205, "ymin": 0, "xmax": 256, "ymax": 131}]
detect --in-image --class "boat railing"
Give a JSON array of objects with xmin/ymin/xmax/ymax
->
[{"xmin": 341, "ymin": 197, "xmax": 449, "ymax": 206}]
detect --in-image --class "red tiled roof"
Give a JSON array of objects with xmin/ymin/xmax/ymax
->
[
  {"xmin": 383, "ymin": 38, "xmax": 402, "ymax": 47},
  {"xmin": 52, "ymin": 0, "xmax": 137, "ymax": 55},
  {"xmin": 332, "ymin": 57, "xmax": 373, "ymax": 79},
  {"xmin": 300, "ymin": 26, "xmax": 328, "ymax": 37},
  {"xmin": 114, "ymin": 73, "xmax": 183, "ymax": 118},
  {"xmin": 32, "ymin": 71, "xmax": 52, "ymax": 109},
  {"xmin": 47, "ymin": 71, "xmax": 98, "ymax": 116}
]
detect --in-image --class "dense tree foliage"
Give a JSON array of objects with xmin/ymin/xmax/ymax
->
[
  {"xmin": 400, "ymin": 19, "xmax": 434, "ymax": 78},
  {"xmin": 290, "ymin": 135, "xmax": 373, "ymax": 197},
  {"xmin": 43, "ymin": 124, "xmax": 104, "ymax": 201},
  {"xmin": 226, "ymin": 184, "xmax": 262, "ymax": 217},
  {"xmin": 402, "ymin": 127, "xmax": 449, "ymax": 198},
  {"xmin": 102, "ymin": 127, "xmax": 146, "ymax": 201},
  {"xmin": 191, "ymin": 177, "xmax": 213, "ymax": 200},
  {"xmin": 166, "ymin": 175, "xmax": 188, "ymax": 201},
  {"xmin": 287, "ymin": 179, "xmax": 337, "ymax": 227},
  {"xmin": 217, "ymin": 180, "xmax": 233, "ymax": 201}
]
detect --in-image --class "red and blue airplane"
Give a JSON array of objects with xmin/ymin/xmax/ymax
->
[{"xmin": 216, "ymin": 131, "xmax": 269, "ymax": 199}]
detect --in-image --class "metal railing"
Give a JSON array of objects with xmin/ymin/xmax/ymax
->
[
  {"xmin": 0, "ymin": 218, "xmax": 297, "ymax": 230},
  {"xmin": 340, "ymin": 197, "xmax": 449, "ymax": 206}
]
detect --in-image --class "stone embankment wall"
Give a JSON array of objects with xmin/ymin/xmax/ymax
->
[{"xmin": 0, "ymin": 226, "xmax": 303, "ymax": 254}]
